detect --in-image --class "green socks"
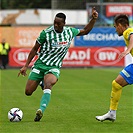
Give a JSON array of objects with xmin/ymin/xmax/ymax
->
[{"xmin": 40, "ymin": 89, "xmax": 51, "ymax": 113}]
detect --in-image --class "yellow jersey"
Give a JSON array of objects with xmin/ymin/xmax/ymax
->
[{"xmin": 123, "ymin": 27, "xmax": 133, "ymax": 56}]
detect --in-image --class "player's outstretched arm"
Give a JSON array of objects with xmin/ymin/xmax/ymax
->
[
  {"xmin": 78, "ymin": 7, "xmax": 98, "ymax": 36},
  {"xmin": 18, "ymin": 41, "xmax": 40, "ymax": 77}
]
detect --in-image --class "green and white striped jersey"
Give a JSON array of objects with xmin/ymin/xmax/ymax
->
[{"xmin": 36, "ymin": 26, "xmax": 80, "ymax": 68}]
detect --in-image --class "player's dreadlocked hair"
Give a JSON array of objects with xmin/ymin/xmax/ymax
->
[
  {"xmin": 56, "ymin": 13, "xmax": 66, "ymax": 23},
  {"xmin": 114, "ymin": 14, "xmax": 129, "ymax": 27}
]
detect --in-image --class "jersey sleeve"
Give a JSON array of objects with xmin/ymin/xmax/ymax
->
[
  {"xmin": 128, "ymin": 29, "xmax": 133, "ymax": 40},
  {"xmin": 71, "ymin": 27, "xmax": 80, "ymax": 37},
  {"xmin": 36, "ymin": 30, "xmax": 46, "ymax": 45},
  {"xmin": 123, "ymin": 28, "xmax": 133, "ymax": 56},
  {"xmin": 123, "ymin": 28, "xmax": 133, "ymax": 41}
]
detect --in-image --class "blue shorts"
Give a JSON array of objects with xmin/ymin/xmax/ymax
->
[{"xmin": 120, "ymin": 64, "xmax": 133, "ymax": 84}]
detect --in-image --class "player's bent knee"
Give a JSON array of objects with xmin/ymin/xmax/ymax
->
[
  {"xmin": 25, "ymin": 90, "xmax": 32, "ymax": 96},
  {"xmin": 112, "ymin": 80, "xmax": 122, "ymax": 91},
  {"xmin": 45, "ymin": 83, "xmax": 55, "ymax": 89}
]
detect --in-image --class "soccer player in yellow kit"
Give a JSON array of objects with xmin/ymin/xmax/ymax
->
[{"xmin": 96, "ymin": 14, "xmax": 133, "ymax": 122}]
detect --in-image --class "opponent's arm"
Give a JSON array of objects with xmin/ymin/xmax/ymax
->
[
  {"xmin": 119, "ymin": 34, "xmax": 133, "ymax": 59},
  {"xmin": 78, "ymin": 7, "xmax": 98, "ymax": 36},
  {"xmin": 18, "ymin": 41, "xmax": 40, "ymax": 76}
]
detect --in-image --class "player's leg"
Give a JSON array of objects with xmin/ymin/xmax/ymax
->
[
  {"xmin": 40, "ymin": 73, "xmax": 57, "ymax": 112},
  {"xmin": 96, "ymin": 64, "xmax": 133, "ymax": 122},
  {"xmin": 25, "ymin": 66, "xmax": 44, "ymax": 95},
  {"xmin": 110, "ymin": 75, "xmax": 128, "ymax": 111},
  {"xmin": 34, "ymin": 73, "xmax": 58, "ymax": 122},
  {"xmin": 96, "ymin": 75, "xmax": 127, "ymax": 122},
  {"xmin": 25, "ymin": 79, "xmax": 40, "ymax": 96}
]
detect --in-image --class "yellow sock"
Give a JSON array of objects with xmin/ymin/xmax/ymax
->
[{"xmin": 110, "ymin": 80, "xmax": 122, "ymax": 110}]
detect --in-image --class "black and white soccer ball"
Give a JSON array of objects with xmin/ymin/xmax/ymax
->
[{"xmin": 8, "ymin": 108, "xmax": 23, "ymax": 122}]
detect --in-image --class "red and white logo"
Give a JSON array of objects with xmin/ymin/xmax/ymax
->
[
  {"xmin": 13, "ymin": 48, "xmax": 37, "ymax": 66},
  {"xmin": 106, "ymin": 5, "xmax": 132, "ymax": 17},
  {"xmin": 94, "ymin": 47, "xmax": 121, "ymax": 65}
]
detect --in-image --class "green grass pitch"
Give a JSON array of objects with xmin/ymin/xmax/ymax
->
[{"xmin": 0, "ymin": 68, "xmax": 132, "ymax": 133}]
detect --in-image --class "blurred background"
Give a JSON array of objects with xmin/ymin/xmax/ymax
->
[{"xmin": 0, "ymin": 0, "xmax": 133, "ymax": 68}]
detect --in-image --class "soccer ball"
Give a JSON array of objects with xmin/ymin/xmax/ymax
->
[{"xmin": 8, "ymin": 108, "xmax": 23, "ymax": 122}]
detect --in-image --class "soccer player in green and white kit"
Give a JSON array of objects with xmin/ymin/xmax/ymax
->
[{"xmin": 18, "ymin": 7, "xmax": 98, "ymax": 122}]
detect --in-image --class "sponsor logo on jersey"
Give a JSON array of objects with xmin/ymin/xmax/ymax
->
[
  {"xmin": 58, "ymin": 41, "xmax": 68, "ymax": 45},
  {"xmin": 52, "ymin": 41, "xmax": 69, "ymax": 47}
]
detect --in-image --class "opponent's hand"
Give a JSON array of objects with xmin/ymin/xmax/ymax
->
[
  {"xmin": 92, "ymin": 7, "xmax": 98, "ymax": 19},
  {"xmin": 18, "ymin": 66, "xmax": 27, "ymax": 77}
]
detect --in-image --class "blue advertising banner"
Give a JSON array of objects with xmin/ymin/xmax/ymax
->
[{"xmin": 74, "ymin": 27, "xmax": 125, "ymax": 47}]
